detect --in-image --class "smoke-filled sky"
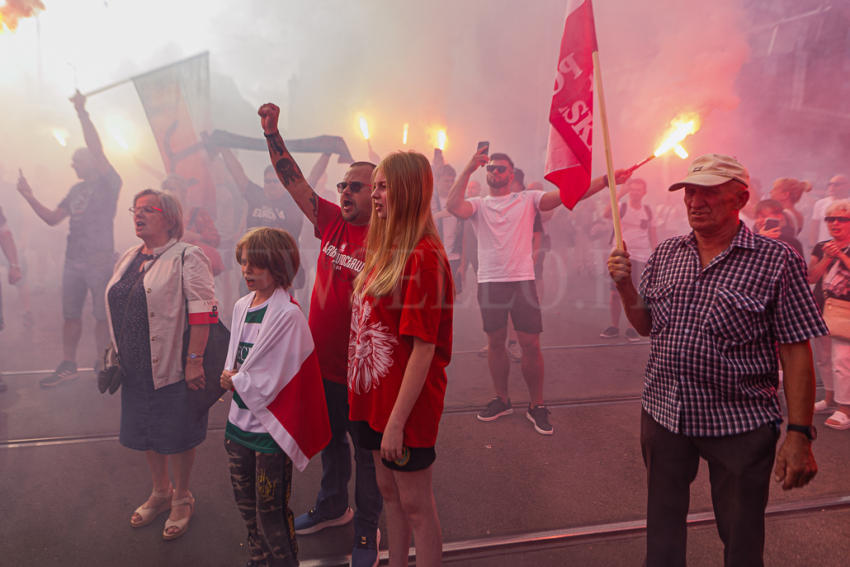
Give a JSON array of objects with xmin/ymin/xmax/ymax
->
[{"xmin": 0, "ymin": 0, "xmax": 837, "ymax": 244}]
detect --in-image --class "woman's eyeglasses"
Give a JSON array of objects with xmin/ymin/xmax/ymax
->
[
  {"xmin": 336, "ymin": 181, "xmax": 371, "ymax": 194},
  {"xmin": 824, "ymin": 216, "xmax": 850, "ymax": 223},
  {"xmin": 129, "ymin": 205, "xmax": 163, "ymax": 215},
  {"xmin": 485, "ymin": 165, "xmax": 508, "ymax": 174}
]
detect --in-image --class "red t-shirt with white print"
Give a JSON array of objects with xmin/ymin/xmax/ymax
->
[
  {"xmin": 309, "ymin": 197, "xmax": 369, "ymax": 384},
  {"xmin": 348, "ymin": 236, "xmax": 454, "ymax": 447}
]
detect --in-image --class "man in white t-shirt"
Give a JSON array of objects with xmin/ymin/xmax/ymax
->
[
  {"xmin": 810, "ymin": 174, "xmax": 850, "ymax": 246},
  {"xmin": 447, "ymin": 146, "xmax": 629, "ymax": 435},
  {"xmin": 600, "ymin": 178, "xmax": 656, "ymax": 341}
]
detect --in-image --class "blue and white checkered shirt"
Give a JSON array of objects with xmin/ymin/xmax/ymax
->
[{"xmin": 639, "ymin": 222, "xmax": 827, "ymax": 437}]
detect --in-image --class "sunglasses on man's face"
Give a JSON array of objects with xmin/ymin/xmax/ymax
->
[
  {"xmin": 825, "ymin": 216, "xmax": 850, "ymax": 223},
  {"xmin": 485, "ymin": 165, "xmax": 509, "ymax": 174},
  {"xmin": 336, "ymin": 181, "xmax": 371, "ymax": 194}
]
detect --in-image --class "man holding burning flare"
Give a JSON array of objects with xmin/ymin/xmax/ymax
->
[
  {"xmin": 257, "ymin": 102, "xmax": 382, "ymax": 567},
  {"xmin": 17, "ymin": 90, "xmax": 121, "ymax": 388},
  {"xmin": 447, "ymin": 144, "xmax": 630, "ymax": 435},
  {"xmin": 608, "ymin": 154, "xmax": 824, "ymax": 565}
]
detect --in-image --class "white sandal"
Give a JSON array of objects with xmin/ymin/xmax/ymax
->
[
  {"xmin": 162, "ymin": 491, "xmax": 195, "ymax": 541},
  {"xmin": 825, "ymin": 411, "xmax": 850, "ymax": 430},
  {"xmin": 130, "ymin": 486, "xmax": 173, "ymax": 528}
]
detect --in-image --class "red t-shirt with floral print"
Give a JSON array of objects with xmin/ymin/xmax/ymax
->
[{"xmin": 348, "ymin": 235, "xmax": 453, "ymax": 447}]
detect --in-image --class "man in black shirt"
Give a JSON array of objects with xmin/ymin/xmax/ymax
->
[{"xmin": 17, "ymin": 90, "xmax": 121, "ymax": 387}]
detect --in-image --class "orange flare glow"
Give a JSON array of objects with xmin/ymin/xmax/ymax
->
[
  {"xmin": 673, "ymin": 144, "xmax": 688, "ymax": 159},
  {"xmin": 436, "ymin": 129, "xmax": 447, "ymax": 151},
  {"xmin": 402, "ymin": 123, "xmax": 409, "ymax": 145},
  {"xmin": 359, "ymin": 116, "xmax": 370, "ymax": 140},
  {"xmin": 653, "ymin": 114, "xmax": 700, "ymax": 157}
]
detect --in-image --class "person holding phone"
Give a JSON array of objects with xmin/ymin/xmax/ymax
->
[
  {"xmin": 752, "ymin": 199, "xmax": 803, "ymax": 257},
  {"xmin": 447, "ymin": 144, "xmax": 631, "ymax": 435}
]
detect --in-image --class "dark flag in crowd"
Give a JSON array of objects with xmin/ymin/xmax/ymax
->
[
  {"xmin": 544, "ymin": 0, "xmax": 598, "ymax": 209},
  {"xmin": 206, "ymin": 129, "xmax": 354, "ymax": 164},
  {"xmin": 133, "ymin": 52, "xmax": 217, "ymax": 211}
]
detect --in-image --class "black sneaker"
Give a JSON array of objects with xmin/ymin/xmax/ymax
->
[
  {"xmin": 39, "ymin": 361, "xmax": 79, "ymax": 389},
  {"xmin": 526, "ymin": 405, "xmax": 554, "ymax": 435},
  {"xmin": 294, "ymin": 506, "xmax": 353, "ymax": 535},
  {"xmin": 351, "ymin": 528, "xmax": 380, "ymax": 567},
  {"xmin": 625, "ymin": 328, "xmax": 641, "ymax": 342},
  {"xmin": 599, "ymin": 326, "xmax": 619, "ymax": 339},
  {"xmin": 476, "ymin": 397, "xmax": 513, "ymax": 422}
]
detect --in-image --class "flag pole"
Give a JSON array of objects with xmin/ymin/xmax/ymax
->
[{"xmin": 592, "ymin": 50, "xmax": 623, "ymax": 249}]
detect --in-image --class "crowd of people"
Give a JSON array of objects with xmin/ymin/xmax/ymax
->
[{"xmin": 2, "ymin": 90, "xmax": 844, "ymax": 566}]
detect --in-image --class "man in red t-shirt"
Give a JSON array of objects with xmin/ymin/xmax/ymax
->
[{"xmin": 258, "ymin": 103, "xmax": 382, "ymax": 565}]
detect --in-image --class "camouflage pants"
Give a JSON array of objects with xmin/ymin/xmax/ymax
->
[{"xmin": 225, "ymin": 438, "xmax": 298, "ymax": 567}]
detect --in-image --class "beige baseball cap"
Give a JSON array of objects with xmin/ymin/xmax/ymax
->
[{"xmin": 668, "ymin": 153, "xmax": 750, "ymax": 191}]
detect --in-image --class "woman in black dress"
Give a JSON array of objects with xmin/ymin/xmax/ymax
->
[{"xmin": 106, "ymin": 189, "xmax": 218, "ymax": 540}]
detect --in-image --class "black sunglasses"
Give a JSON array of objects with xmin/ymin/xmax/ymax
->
[
  {"xmin": 485, "ymin": 165, "xmax": 509, "ymax": 174},
  {"xmin": 336, "ymin": 181, "xmax": 371, "ymax": 194},
  {"xmin": 825, "ymin": 216, "xmax": 850, "ymax": 223}
]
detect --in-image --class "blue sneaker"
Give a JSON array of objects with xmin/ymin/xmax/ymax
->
[
  {"xmin": 350, "ymin": 528, "xmax": 380, "ymax": 567},
  {"xmin": 294, "ymin": 506, "xmax": 353, "ymax": 535}
]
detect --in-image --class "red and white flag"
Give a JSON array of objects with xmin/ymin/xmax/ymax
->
[
  {"xmin": 225, "ymin": 289, "xmax": 331, "ymax": 471},
  {"xmin": 544, "ymin": 0, "xmax": 598, "ymax": 209}
]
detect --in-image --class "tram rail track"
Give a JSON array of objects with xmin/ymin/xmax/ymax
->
[{"xmin": 299, "ymin": 495, "xmax": 850, "ymax": 566}]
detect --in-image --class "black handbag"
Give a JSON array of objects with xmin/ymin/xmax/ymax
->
[
  {"xmin": 180, "ymin": 247, "xmax": 230, "ymax": 419},
  {"xmin": 182, "ymin": 317, "xmax": 230, "ymax": 419}
]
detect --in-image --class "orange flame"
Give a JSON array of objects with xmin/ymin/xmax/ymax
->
[
  {"xmin": 673, "ymin": 144, "xmax": 688, "ymax": 159},
  {"xmin": 358, "ymin": 116, "xmax": 370, "ymax": 140},
  {"xmin": 402, "ymin": 123, "xmax": 409, "ymax": 145},
  {"xmin": 654, "ymin": 114, "xmax": 700, "ymax": 157},
  {"xmin": 436, "ymin": 129, "xmax": 447, "ymax": 151},
  {"xmin": 0, "ymin": 0, "xmax": 46, "ymax": 32}
]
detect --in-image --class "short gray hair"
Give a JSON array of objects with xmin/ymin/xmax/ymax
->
[
  {"xmin": 826, "ymin": 199, "xmax": 850, "ymax": 218},
  {"xmin": 133, "ymin": 188, "xmax": 184, "ymax": 240}
]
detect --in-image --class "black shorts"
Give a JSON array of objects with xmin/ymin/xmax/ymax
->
[
  {"xmin": 352, "ymin": 421, "xmax": 436, "ymax": 472},
  {"xmin": 477, "ymin": 280, "xmax": 543, "ymax": 334}
]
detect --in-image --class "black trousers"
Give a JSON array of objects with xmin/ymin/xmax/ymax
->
[
  {"xmin": 640, "ymin": 410, "xmax": 779, "ymax": 567},
  {"xmin": 225, "ymin": 438, "xmax": 298, "ymax": 567}
]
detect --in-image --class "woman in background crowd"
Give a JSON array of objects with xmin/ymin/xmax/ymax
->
[{"xmin": 808, "ymin": 199, "xmax": 850, "ymax": 430}]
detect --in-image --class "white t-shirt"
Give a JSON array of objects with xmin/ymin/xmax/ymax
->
[
  {"xmin": 620, "ymin": 202, "xmax": 653, "ymax": 263},
  {"xmin": 812, "ymin": 196, "xmax": 834, "ymax": 244},
  {"xmin": 468, "ymin": 190, "xmax": 543, "ymax": 283}
]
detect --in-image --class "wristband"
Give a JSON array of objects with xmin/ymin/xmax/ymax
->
[
  {"xmin": 787, "ymin": 423, "xmax": 817, "ymax": 440},
  {"xmin": 263, "ymin": 130, "xmax": 280, "ymax": 139}
]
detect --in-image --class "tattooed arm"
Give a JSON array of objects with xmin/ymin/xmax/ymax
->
[{"xmin": 258, "ymin": 102, "xmax": 320, "ymax": 227}]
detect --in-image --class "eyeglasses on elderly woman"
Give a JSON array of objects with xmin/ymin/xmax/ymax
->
[
  {"xmin": 128, "ymin": 205, "xmax": 163, "ymax": 215},
  {"xmin": 824, "ymin": 216, "xmax": 850, "ymax": 223}
]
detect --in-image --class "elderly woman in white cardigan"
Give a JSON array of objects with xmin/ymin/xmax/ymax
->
[{"xmin": 105, "ymin": 188, "xmax": 217, "ymax": 540}]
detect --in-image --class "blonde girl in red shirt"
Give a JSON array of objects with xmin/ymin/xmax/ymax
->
[{"xmin": 348, "ymin": 151, "xmax": 454, "ymax": 567}]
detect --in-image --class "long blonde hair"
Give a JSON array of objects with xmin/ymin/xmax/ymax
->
[{"xmin": 354, "ymin": 151, "xmax": 439, "ymax": 297}]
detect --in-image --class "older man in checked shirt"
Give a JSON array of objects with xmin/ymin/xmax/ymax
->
[{"xmin": 608, "ymin": 154, "xmax": 827, "ymax": 567}]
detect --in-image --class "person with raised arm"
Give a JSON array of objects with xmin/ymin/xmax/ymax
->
[
  {"xmin": 446, "ymin": 144, "xmax": 630, "ymax": 435},
  {"xmin": 17, "ymin": 90, "xmax": 122, "ymax": 388}
]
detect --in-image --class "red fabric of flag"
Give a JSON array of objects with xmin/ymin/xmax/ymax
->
[{"xmin": 544, "ymin": 0, "xmax": 598, "ymax": 209}]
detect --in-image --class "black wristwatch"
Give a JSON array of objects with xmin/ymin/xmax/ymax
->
[{"xmin": 787, "ymin": 423, "xmax": 817, "ymax": 440}]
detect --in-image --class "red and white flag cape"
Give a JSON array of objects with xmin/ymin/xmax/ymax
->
[
  {"xmin": 225, "ymin": 288, "xmax": 331, "ymax": 471},
  {"xmin": 544, "ymin": 0, "xmax": 598, "ymax": 209}
]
